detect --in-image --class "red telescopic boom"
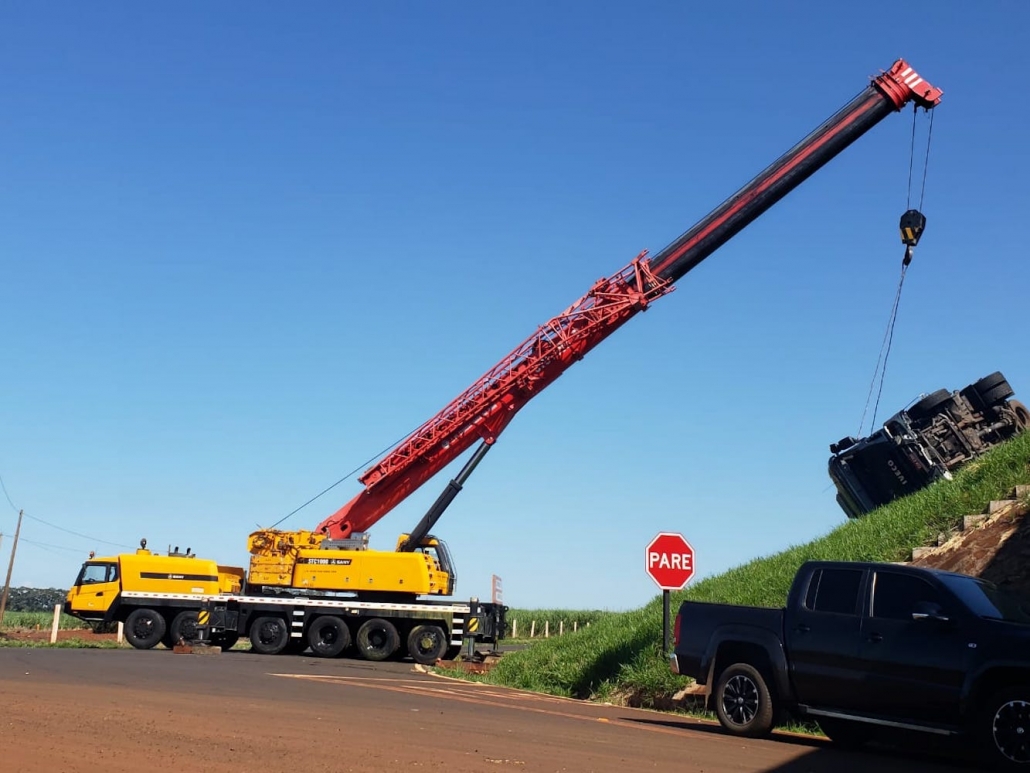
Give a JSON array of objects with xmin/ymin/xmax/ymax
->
[{"xmin": 316, "ymin": 59, "xmax": 942, "ymax": 540}]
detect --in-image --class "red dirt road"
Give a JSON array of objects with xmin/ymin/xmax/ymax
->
[{"xmin": 0, "ymin": 648, "xmax": 971, "ymax": 773}]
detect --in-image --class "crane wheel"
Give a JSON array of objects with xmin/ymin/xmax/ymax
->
[
  {"xmin": 249, "ymin": 615, "xmax": 290, "ymax": 655},
  {"xmin": 166, "ymin": 610, "xmax": 200, "ymax": 648},
  {"xmin": 124, "ymin": 608, "xmax": 166, "ymax": 650},
  {"xmin": 356, "ymin": 618, "xmax": 400, "ymax": 662},
  {"xmin": 307, "ymin": 615, "xmax": 351, "ymax": 658},
  {"xmin": 407, "ymin": 624, "xmax": 448, "ymax": 665}
]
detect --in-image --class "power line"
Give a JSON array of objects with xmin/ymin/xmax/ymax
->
[
  {"xmin": 0, "ymin": 473, "xmax": 18, "ymax": 514},
  {"xmin": 21, "ymin": 512, "xmax": 133, "ymax": 550},
  {"xmin": 20, "ymin": 537, "xmax": 92, "ymax": 555}
]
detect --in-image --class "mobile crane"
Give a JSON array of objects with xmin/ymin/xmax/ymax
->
[{"xmin": 69, "ymin": 60, "xmax": 943, "ymax": 663}]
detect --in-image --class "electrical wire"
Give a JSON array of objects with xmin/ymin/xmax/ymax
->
[
  {"xmin": 22, "ymin": 512, "xmax": 133, "ymax": 549},
  {"xmin": 0, "ymin": 472, "xmax": 19, "ymax": 514}
]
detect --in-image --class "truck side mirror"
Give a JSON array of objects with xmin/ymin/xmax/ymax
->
[{"xmin": 911, "ymin": 600, "xmax": 949, "ymax": 623}]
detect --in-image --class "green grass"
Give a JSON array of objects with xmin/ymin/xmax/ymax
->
[
  {"xmin": 1, "ymin": 611, "xmax": 90, "ymax": 631},
  {"xmin": 481, "ymin": 432, "xmax": 1030, "ymax": 706}
]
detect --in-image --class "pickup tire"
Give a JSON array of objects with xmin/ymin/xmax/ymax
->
[
  {"xmin": 817, "ymin": 717, "xmax": 871, "ymax": 750},
  {"xmin": 124, "ymin": 608, "xmax": 167, "ymax": 650},
  {"xmin": 713, "ymin": 663, "xmax": 775, "ymax": 738},
  {"xmin": 979, "ymin": 686, "xmax": 1030, "ymax": 770}
]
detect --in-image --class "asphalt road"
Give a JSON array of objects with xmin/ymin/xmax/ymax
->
[{"xmin": 0, "ymin": 648, "xmax": 979, "ymax": 773}]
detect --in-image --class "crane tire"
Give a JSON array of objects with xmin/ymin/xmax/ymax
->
[
  {"xmin": 124, "ymin": 608, "xmax": 167, "ymax": 650},
  {"xmin": 974, "ymin": 371, "xmax": 1009, "ymax": 395},
  {"xmin": 407, "ymin": 624, "xmax": 449, "ymax": 665},
  {"xmin": 167, "ymin": 610, "xmax": 200, "ymax": 647},
  {"xmin": 249, "ymin": 615, "xmax": 290, "ymax": 655},
  {"xmin": 980, "ymin": 382, "xmax": 1015, "ymax": 407},
  {"xmin": 356, "ymin": 618, "xmax": 400, "ymax": 662},
  {"xmin": 308, "ymin": 615, "xmax": 351, "ymax": 658}
]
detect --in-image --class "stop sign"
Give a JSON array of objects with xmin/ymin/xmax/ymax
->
[{"xmin": 645, "ymin": 532, "xmax": 695, "ymax": 590}]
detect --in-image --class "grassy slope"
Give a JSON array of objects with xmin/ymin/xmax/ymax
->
[{"xmin": 484, "ymin": 432, "xmax": 1030, "ymax": 705}]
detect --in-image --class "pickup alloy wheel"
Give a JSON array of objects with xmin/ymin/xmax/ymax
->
[
  {"xmin": 714, "ymin": 663, "xmax": 775, "ymax": 738},
  {"xmin": 986, "ymin": 689, "xmax": 1030, "ymax": 769}
]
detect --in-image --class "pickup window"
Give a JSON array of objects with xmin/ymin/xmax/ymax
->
[
  {"xmin": 871, "ymin": 572, "xmax": 942, "ymax": 620},
  {"xmin": 804, "ymin": 567, "xmax": 862, "ymax": 615}
]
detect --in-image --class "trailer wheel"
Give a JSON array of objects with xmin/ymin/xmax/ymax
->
[
  {"xmin": 907, "ymin": 389, "xmax": 951, "ymax": 421},
  {"xmin": 124, "ymin": 608, "xmax": 167, "ymax": 650},
  {"xmin": 356, "ymin": 618, "xmax": 400, "ymax": 662},
  {"xmin": 308, "ymin": 615, "xmax": 351, "ymax": 658},
  {"xmin": 407, "ymin": 624, "xmax": 448, "ymax": 665},
  {"xmin": 167, "ymin": 610, "xmax": 199, "ymax": 647},
  {"xmin": 713, "ymin": 663, "xmax": 775, "ymax": 738},
  {"xmin": 249, "ymin": 616, "xmax": 290, "ymax": 655}
]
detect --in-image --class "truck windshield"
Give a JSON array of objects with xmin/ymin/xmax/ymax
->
[
  {"xmin": 75, "ymin": 562, "xmax": 118, "ymax": 585},
  {"xmin": 940, "ymin": 574, "xmax": 1030, "ymax": 624}
]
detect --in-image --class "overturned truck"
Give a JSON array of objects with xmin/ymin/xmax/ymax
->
[{"xmin": 829, "ymin": 371, "xmax": 1030, "ymax": 518}]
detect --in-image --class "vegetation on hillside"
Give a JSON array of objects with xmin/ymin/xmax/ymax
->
[{"xmin": 483, "ymin": 432, "xmax": 1030, "ymax": 706}]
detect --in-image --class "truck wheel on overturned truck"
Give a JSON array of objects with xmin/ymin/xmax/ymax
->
[
  {"xmin": 249, "ymin": 615, "xmax": 290, "ymax": 655},
  {"xmin": 979, "ymin": 686, "xmax": 1030, "ymax": 770},
  {"xmin": 713, "ymin": 663, "xmax": 775, "ymax": 738},
  {"xmin": 124, "ymin": 608, "xmax": 167, "ymax": 650},
  {"xmin": 407, "ymin": 624, "xmax": 448, "ymax": 665},
  {"xmin": 356, "ymin": 618, "xmax": 400, "ymax": 661}
]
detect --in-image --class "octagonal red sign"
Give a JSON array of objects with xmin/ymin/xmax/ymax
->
[{"xmin": 645, "ymin": 532, "xmax": 695, "ymax": 590}]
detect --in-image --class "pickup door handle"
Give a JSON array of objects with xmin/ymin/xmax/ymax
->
[
  {"xmin": 868, "ymin": 633, "xmax": 883, "ymax": 643},
  {"xmin": 795, "ymin": 624, "xmax": 811, "ymax": 634}
]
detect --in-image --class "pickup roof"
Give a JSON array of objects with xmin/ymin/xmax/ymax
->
[{"xmin": 670, "ymin": 560, "xmax": 1030, "ymax": 769}]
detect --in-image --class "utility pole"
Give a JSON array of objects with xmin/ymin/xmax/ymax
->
[{"xmin": 0, "ymin": 510, "xmax": 24, "ymax": 627}]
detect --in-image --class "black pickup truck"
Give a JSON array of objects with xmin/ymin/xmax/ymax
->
[{"xmin": 670, "ymin": 560, "xmax": 1030, "ymax": 769}]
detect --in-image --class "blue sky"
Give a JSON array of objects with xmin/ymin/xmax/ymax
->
[{"xmin": 2, "ymin": 3, "xmax": 1028, "ymax": 610}]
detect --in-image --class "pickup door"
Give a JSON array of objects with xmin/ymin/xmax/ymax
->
[
  {"xmin": 854, "ymin": 567, "xmax": 973, "ymax": 724},
  {"xmin": 787, "ymin": 565, "xmax": 867, "ymax": 708}
]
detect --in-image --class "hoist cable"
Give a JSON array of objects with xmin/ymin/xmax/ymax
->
[
  {"xmin": 918, "ymin": 107, "xmax": 935, "ymax": 210},
  {"xmin": 857, "ymin": 263, "xmax": 908, "ymax": 436},
  {"xmin": 906, "ymin": 105, "xmax": 917, "ymax": 209}
]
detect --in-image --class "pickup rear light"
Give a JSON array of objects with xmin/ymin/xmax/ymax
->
[{"xmin": 673, "ymin": 612, "xmax": 682, "ymax": 647}]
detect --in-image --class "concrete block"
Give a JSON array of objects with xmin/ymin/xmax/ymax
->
[
  {"xmin": 911, "ymin": 546, "xmax": 934, "ymax": 560},
  {"xmin": 1015, "ymin": 485, "xmax": 1030, "ymax": 500},
  {"xmin": 988, "ymin": 499, "xmax": 1015, "ymax": 514},
  {"xmin": 963, "ymin": 514, "xmax": 988, "ymax": 531}
]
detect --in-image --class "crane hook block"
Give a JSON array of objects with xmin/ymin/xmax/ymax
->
[{"xmin": 900, "ymin": 209, "xmax": 926, "ymax": 247}]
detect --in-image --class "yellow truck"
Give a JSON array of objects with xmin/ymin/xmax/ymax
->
[{"xmin": 64, "ymin": 540, "xmax": 245, "ymax": 649}]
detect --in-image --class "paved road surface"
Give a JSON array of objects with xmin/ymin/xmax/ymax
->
[{"xmin": 0, "ymin": 648, "xmax": 976, "ymax": 773}]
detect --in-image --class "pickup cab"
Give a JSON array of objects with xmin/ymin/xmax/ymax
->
[{"xmin": 670, "ymin": 560, "xmax": 1030, "ymax": 769}]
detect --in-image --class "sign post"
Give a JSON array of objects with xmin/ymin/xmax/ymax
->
[{"xmin": 645, "ymin": 532, "xmax": 695, "ymax": 656}]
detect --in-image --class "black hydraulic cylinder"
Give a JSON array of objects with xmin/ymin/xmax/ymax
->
[
  {"xmin": 648, "ymin": 85, "xmax": 896, "ymax": 285},
  {"xmin": 398, "ymin": 440, "xmax": 493, "ymax": 552}
]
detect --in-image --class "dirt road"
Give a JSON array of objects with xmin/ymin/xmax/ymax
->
[{"xmin": 0, "ymin": 648, "xmax": 972, "ymax": 773}]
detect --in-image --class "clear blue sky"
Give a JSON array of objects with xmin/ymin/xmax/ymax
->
[{"xmin": 2, "ymin": 3, "xmax": 1027, "ymax": 610}]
